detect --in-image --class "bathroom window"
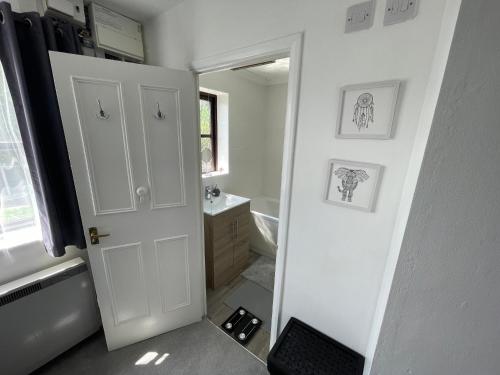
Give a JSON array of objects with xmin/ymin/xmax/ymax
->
[{"xmin": 200, "ymin": 92, "xmax": 218, "ymax": 174}]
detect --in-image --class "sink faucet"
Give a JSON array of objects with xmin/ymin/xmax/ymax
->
[
  {"xmin": 205, "ymin": 185, "xmax": 214, "ymax": 200},
  {"xmin": 205, "ymin": 185, "xmax": 221, "ymax": 200}
]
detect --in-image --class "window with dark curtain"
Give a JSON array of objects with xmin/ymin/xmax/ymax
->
[
  {"xmin": 0, "ymin": 2, "xmax": 86, "ymax": 256},
  {"xmin": 199, "ymin": 92, "xmax": 218, "ymax": 174}
]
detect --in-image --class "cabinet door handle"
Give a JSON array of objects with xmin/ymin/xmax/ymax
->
[
  {"xmin": 232, "ymin": 244, "xmax": 235, "ymax": 265},
  {"xmin": 235, "ymin": 218, "xmax": 239, "ymax": 240}
]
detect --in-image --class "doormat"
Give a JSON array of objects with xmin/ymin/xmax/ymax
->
[
  {"xmin": 221, "ymin": 306, "xmax": 262, "ymax": 346},
  {"xmin": 241, "ymin": 255, "xmax": 275, "ymax": 292}
]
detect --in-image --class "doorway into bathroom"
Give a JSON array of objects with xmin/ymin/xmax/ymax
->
[{"xmin": 198, "ymin": 57, "xmax": 290, "ymax": 361}]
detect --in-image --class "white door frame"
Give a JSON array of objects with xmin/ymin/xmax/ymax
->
[{"xmin": 191, "ymin": 32, "xmax": 304, "ymax": 345}]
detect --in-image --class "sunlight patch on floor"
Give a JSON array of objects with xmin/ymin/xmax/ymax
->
[
  {"xmin": 135, "ymin": 352, "xmax": 158, "ymax": 365},
  {"xmin": 135, "ymin": 351, "xmax": 171, "ymax": 366},
  {"xmin": 155, "ymin": 353, "xmax": 170, "ymax": 365}
]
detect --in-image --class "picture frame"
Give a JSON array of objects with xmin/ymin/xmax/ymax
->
[
  {"xmin": 336, "ymin": 80, "xmax": 401, "ymax": 139},
  {"xmin": 325, "ymin": 159, "xmax": 383, "ymax": 212}
]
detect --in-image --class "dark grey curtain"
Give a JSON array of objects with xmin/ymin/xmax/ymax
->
[
  {"xmin": 41, "ymin": 16, "xmax": 83, "ymax": 54},
  {"xmin": 0, "ymin": 2, "xmax": 86, "ymax": 256}
]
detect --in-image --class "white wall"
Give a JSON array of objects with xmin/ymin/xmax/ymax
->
[
  {"xmin": 264, "ymin": 83, "xmax": 287, "ymax": 200},
  {"xmin": 11, "ymin": 0, "xmax": 37, "ymax": 12},
  {"xmin": 363, "ymin": 0, "xmax": 462, "ymax": 371},
  {"xmin": 200, "ymin": 71, "xmax": 287, "ymax": 200},
  {"xmin": 371, "ymin": 1, "xmax": 500, "ymax": 373},
  {"xmin": 143, "ymin": 0, "xmax": 456, "ymax": 359}
]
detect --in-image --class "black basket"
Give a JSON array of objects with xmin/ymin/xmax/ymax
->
[{"xmin": 267, "ymin": 318, "xmax": 365, "ymax": 375}]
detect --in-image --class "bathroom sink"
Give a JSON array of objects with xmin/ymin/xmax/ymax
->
[{"xmin": 203, "ymin": 192, "xmax": 250, "ymax": 216}]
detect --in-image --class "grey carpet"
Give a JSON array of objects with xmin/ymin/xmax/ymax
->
[
  {"xmin": 241, "ymin": 255, "xmax": 275, "ymax": 292},
  {"xmin": 225, "ymin": 279, "xmax": 273, "ymax": 332},
  {"xmin": 34, "ymin": 320, "xmax": 268, "ymax": 375}
]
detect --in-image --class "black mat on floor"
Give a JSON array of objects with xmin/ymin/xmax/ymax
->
[
  {"xmin": 268, "ymin": 317, "xmax": 365, "ymax": 375},
  {"xmin": 221, "ymin": 306, "xmax": 262, "ymax": 346}
]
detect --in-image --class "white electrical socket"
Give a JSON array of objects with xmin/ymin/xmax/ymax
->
[
  {"xmin": 345, "ymin": 1, "xmax": 375, "ymax": 33},
  {"xmin": 384, "ymin": 0, "xmax": 419, "ymax": 26}
]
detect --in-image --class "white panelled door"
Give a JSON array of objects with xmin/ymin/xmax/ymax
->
[{"xmin": 50, "ymin": 52, "xmax": 204, "ymax": 351}]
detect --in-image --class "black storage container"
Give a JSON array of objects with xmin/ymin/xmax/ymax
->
[{"xmin": 267, "ymin": 317, "xmax": 365, "ymax": 375}]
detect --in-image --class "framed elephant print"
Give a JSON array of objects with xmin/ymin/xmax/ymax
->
[
  {"xmin": 336, "ymin": 80, "xmax": 401, "ymax": 139},
  {"xmin": 325, "ymin": 159, "xmax": 383, "ymax": 212}
]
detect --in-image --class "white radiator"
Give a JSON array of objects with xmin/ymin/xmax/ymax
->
[{"xmin": 0, "ymin": 257, "xmax": 101, "ymax": 375}]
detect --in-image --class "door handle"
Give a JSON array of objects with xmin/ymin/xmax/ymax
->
[{"xmin": 89, "ymin": 227, "xmax": 110, "ymax": 245}]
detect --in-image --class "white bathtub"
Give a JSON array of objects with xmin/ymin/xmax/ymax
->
[{"xmin": 250, "ymin": 196, "xmax": 279, "ymax": 258}]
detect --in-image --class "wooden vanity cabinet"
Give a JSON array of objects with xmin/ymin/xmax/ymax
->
[{"xmin": 204, "ymin": 202, "xmax": 250, "ymax": 289}]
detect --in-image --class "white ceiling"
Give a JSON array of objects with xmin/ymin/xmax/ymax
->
[
  {"xmin": 94, "ymin": 0, "xmax": 185, "ymax": 21},
  {"xmin": 235, "ymin": 58, "xmax": 290, "ymax": 86}
]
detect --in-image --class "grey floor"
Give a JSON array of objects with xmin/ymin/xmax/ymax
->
[{"xmin": 34, "ymin": 320, "xmax": 269, "ymax": 375}]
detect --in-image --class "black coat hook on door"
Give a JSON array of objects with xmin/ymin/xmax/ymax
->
[
  {"xmin": 154, "ymin": 102, "xmax": 166, "ymax": 120},
  {"xmin": 96, "ymin": 99, "xmax": 110, "ymax": 120}
]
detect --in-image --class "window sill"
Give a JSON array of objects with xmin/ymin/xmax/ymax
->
[
  {"xmin": 202, "ymin": 170, "xmax": 229, "ymax": 179},
  {"xmin": 0, "ymin": 226, "xmax": 42, "ymax": 251}
]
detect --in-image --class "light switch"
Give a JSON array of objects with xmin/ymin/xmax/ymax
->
[
  {"xmin": 345, "ymin": 1, "xmax": 375, "ymax": 33},
  {"xmin": 384, "ymin": 0, "xmax": 419, "ymax": 26}
]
